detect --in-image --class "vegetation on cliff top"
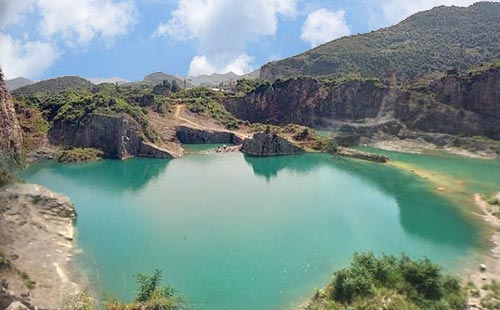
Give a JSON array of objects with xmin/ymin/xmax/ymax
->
[
  {"xmin": 261, "ymin": 2, "xmax": 500, "ymax": 81},
  {"xmin": 21, "ymin": 85, "xmax": 166, "ymax": 142},
  {"xmin": 308, "ymin": 252, "xmax": 467, "ymax": 310}
]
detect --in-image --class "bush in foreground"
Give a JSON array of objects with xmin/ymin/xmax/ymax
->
[
  {"xmin": 63, "ymin": 270, "xmax": 184, "ymax": 310},
  {"xmin": 309, "ymin": 252, "xmax": 466, "ymax": 310}
]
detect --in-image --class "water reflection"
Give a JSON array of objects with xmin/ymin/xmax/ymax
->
[
  {"xmin": 244, "ymin": 153, "xmax": 479, "ymax": 249},
  {"xmin": 21, "ymin": 158, "xmax": 170, "ymax": 192},
  {"xmin": 328, "ymin": 158, "xmax": 479, "ymax": 249},
  {"xmin": 243, "ymin": 154, "xmax": 331, "ymax": 181}
]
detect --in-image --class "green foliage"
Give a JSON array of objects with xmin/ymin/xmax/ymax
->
[
  {"xmin": 0, "ymin": 167, "xmax": 15, "ymax": 187},
  {"xmin": 61, "ymin": 290, "xmax": 96, "ymax": 310},
  {"xmin": 235, "ymin": 79, "xmax": 261, "ymax": 95},
  {"xmin": 262, "ymin": 3, "xmax": 500, "ymax": 81},
  {"xmin": 319, "ymin": 253, "xmax": 466, "ymax": 310},
  {"xmin": 0, "ymin": 250, "xmax": 12, "ymax": 270},
  {"xmin": 106, "ymin": 270, "xmax": 184, "ymax": 310},
  {"xmin": 487, "ymin": 197, "xmax": 500, "ymax": 206},
  {"xmin": 23, "ymin": 87, "xmax": 159, "ymax": 142},
  {"xmin": 13, "ymin": 76, "xmax": 92, "ymax": 96},
  {"xmin": 481, "ymin": 280, "xmax": 500, "ymax": 310},
  {"xmin": 170, "ymin": 80, "xmax": 181, "ymax": 93},
  {"xmin": 58, "ymin": 148, "xmax": 104, "ymax": 163}
]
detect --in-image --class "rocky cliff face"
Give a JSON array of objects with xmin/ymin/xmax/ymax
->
[
  {"xmin": 176, "ymin": 126, "xmax": 244, "ymax": 145},
  {"xmin": 241, "ymin": 132, "xmax": 304, "ymax": 156},
  {"xmin": 225, "ymin": 69, "xmax": 500, "ymax": 142},
  {"xmin": 0, "ymin": 70, "xmax": 23, "ymax": 164},
  {"xmin": 430, "ymin": 65, "xmax": 500, "ymax": 118},
  {"xmin": 49, "ymin": 113, "xmax": 174, "ymax": 159},
  {"xmin": 225, "ymin": 78, "xmax": 388, "ymax": 128}
]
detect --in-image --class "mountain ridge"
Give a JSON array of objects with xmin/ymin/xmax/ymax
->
[{"xmin": 260, "ymin": 2, "xmax": 500, "ymax": 82}]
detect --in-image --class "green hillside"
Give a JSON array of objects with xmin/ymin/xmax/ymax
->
[
  {"xmin": 13, "ymin": 76, "xmax": 92, "ymax": 96},
  {"xmin": 260, "ymin": 2, "xmax": 500, "ymax": 82}
]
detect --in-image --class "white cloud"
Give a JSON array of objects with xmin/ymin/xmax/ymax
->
[
  {"xmin": 301, "ymin": 9, "xmax": 350, "ymax": 48},
  {"xmin": 374, "ymin": 0, "xmax": 497, "ymax": 24},
  {"xmin": 0, "ymin": 33, "xmax": 60, "ymax": 79},
  {"xmin": 157, "ymin": 0, "xmax": 297, "ymax": 76},
  {"xmin": 223, "ymin": 53, "xmax": 254, "ymax": 75},
  {"xmin": 37, "ymin": 0, "xmax": 137, "ymax": 45},
  {"xmin": 188, "ymin": 53, "xmax": 254, "ymax": 76},
  {"xmin": 0, "ymin": 0, "xmax": 34, "ymax": 29},
  {"xmin": 188, "ymin": 55, "xmax": 216, "ymax": 76},
  {"xmin": 0, "ymin": 0, "xmax": 137, "ymax": 78}
]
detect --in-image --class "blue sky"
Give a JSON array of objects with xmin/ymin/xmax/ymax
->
[{"xmin": 0, "ymin": 0, "xmax": 491, "ymax": 81}]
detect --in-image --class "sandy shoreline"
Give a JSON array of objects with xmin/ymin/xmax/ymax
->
[
  {"xmin": 465, "ymin": 193, "xmax": 500, "ymax": 307},
  {"xmin": 369, "ymin": 139, "xmax": 498, "ymax": 160}
]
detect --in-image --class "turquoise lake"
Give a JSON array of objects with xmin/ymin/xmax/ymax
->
[{"xmin": 18, "ymin": 150, "xmax": 499, "ymax": 310}]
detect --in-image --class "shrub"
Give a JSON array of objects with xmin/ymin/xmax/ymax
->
[
  {"xmin": 58, "ymin": 148, "xmax": 104, "ymax": 163},
  {"xmin": 106, "ymin": 270, "xmax": 184, "ymax": 310},
  {"xmin": 488, "ymin": 197, "xmax": 500, "ymax": 205},
  {"xmin": 62, "ymin": 290, "xmax": 96, "ymax": 310},
  {"xmin": 325, "ymin": 253, "xmax": 466, "ymax": 309},
  {"xmin": 0, "ymin": 167, "xmax": 15, "ymax": 187}
]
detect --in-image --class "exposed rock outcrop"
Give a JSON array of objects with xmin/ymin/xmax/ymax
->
[
  {"xmin": 430, "ymin": 65, "xmax": 500, "ymax": 118},
  {"xmin": 0, "ymin": 70, "xmax": 23, "ymax": 164},
  {"xmin": 241, "ymin": 132, "xmax": 304, "ymax": 156},
  {"xmin": 176, "ymin": 126, "xmax": 244, "ymax": 145},
  {"xmin": 0, "ymin": 184, "xmax": 79, "ymax": 309},
  {"xmin": 48, "ymin": 113, "xmax": 174, "ymax": 159},
  {"xmin": 225, "ymin": 79, "xmax": 389, "ymax": 128},
  {"xmin": 225, "ymin": 66, "xmax": 500, "ymax": 150}
]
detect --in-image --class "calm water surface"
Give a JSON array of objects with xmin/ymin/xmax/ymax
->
[{"xmin": 18, "ymin": 151, "xmax": 496, "ymax": 310}]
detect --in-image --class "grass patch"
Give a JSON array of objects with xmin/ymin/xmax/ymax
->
[{"xmin": 58, "ymin": 148, "xmax": 104, "ymax": 163}]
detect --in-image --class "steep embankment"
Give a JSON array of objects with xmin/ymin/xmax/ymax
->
[
  {"xmin": 0, "ymin": 69, "xmax": 82, "ymax": 309},
  {"xmin": 49, "ymin": 113, "xmax": 174, "ymax": 159},
  {"xmin": 0, "ymin": 72, "xmax": 23, "ymax": 165},
  {"xmin": 0, "ymin": 184, "xmax": 79, "ymax": 309},
  {"xmin": 261, "ymin": 2, "xmax": 500, "ymax": 81},
  {"xmin": 225, "ymin": 63, "xmax": 500, "ymax": 155}
]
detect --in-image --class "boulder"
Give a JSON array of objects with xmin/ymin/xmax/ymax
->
[{"xmin": 241, "ymin": 132, "xmax": 304, "ymax": 156}]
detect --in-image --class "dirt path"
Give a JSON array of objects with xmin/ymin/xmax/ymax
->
[
  {"xmin": 174, "ymin": 104, "xmax": 207, "ymax": 129},
  {"xmin": 173, "ymin": 104, "xmax": 250, "ymax": 139}
]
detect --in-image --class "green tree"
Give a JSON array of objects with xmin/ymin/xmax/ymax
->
[{"xmin": 170, "ymin": 80, "xmax": 181, "ymax": 93}]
